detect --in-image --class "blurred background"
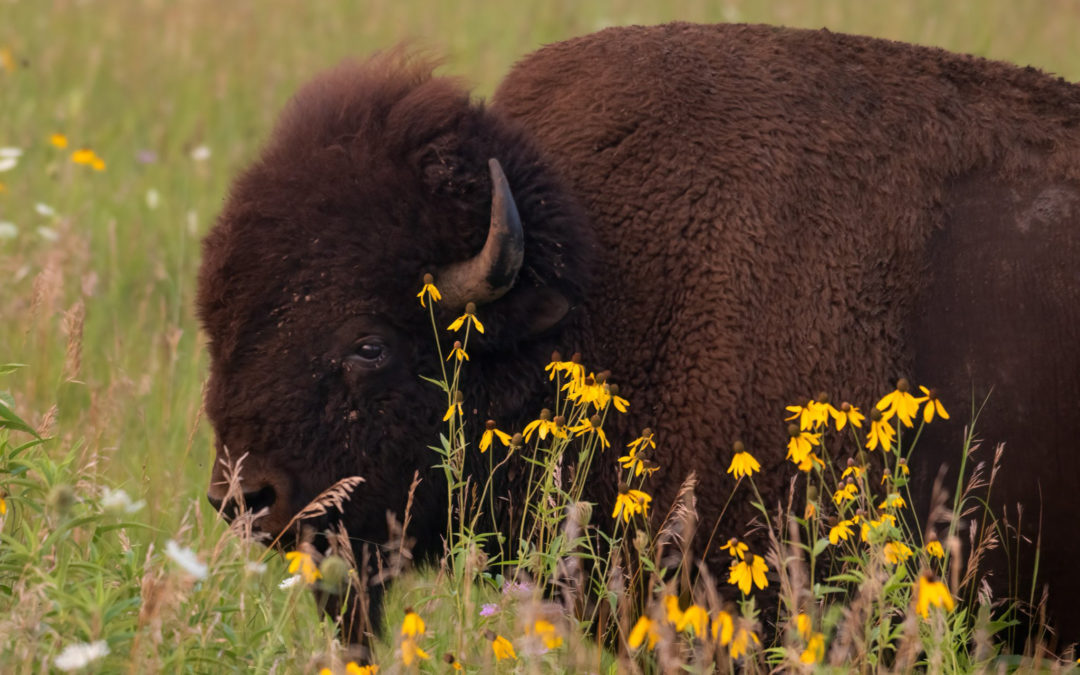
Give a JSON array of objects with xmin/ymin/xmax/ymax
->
[{"xmin": 0, "ymin": 0, "xmax": 1077, "ymax": 533}]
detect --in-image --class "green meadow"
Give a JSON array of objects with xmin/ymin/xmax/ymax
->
[{"xmin": 1, "ymin": 1, "xmax": 1079, "ymax": 672}]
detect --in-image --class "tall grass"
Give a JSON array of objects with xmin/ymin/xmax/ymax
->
[{"xmin": 1, "ymin": 1, "xmax": 1078, "ymax": 671}]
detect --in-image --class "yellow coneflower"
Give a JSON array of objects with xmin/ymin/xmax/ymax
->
[
  {"xmin": 926, "ymin": 539, "xmax": 945, "ymax": 559},
  {"xmin": 676, "ymin": 604, "xmax": 709, "ymax": 636},
  {"xmin": 284, "ymin": 550, "xmax": 321, "ymax": 584},
  {"xmin": 865, "ymin": 408, "xmax": 895, "ymax": 451},
  {"xmin": 611, "ymin": 484, "xmax": 651, "ymax": 523},
  {"xmin": 50, "ymin": 133, "xmax": 68, "ymax": 149},
  {"xmin": 726, "ymin": 441, "xmax": 760, "ymax": 480},
  {"xmin": 446, "ymin": 340, "xmax": 468, "ymax": 362},
  {"xmin": 876, "ymin": 378, "xmax": 924, "ymax": 428},
  {"xmin": 800, "ymin": 632, "xmax": 825, "ymax": 664},
  {"xmin": 568, "ymin": 414, "xmax": 610, "ymax": 449},
  {"xmin": 728, "ymin": 554, "xmax": 769, "ymax": 594},
  {"xmin": 416, "ymin": 273, "xmax": 441, "ymax": 307},
  {"xmin": 915, "ymin": 572, "xmax": 955, "ymax": 619},
  {"xmin": 919, "ymin": 386, "xmax": 949, "ymax": 423},
  {"xmin": 628, "ymin": 615, "xmax": 660, "ymax": 650},
  {"xmin": 832, "ymin": 483, "xmax": 858, "ymax": 506},
  {"xmin": 478, "ymin": 420, "xmax": 512, "ymax": 453},
  {"xmin": 829, "ymin": 518, "xmax": 855, "ymax": 545},
  {"xmin": 486, "ymin": 631, "xmax": 516, "ymax": 661},
  {"xmin": 712, "ymin": 611, "xmax": 734, "ymax": 646},
  {"xmin": 447, "ymin": 302, "xmax": 484, "ymax": 334},
  {"xmin": 786, "ymin": 425, "xmax": 820, "ymax": 465},
  {"xmin": 400, "ymin": 608, "xmax": 425, "ymax": 637},
  {"xmin": 345, "ymin": 663, "xmax": 379, "ymax": 675},
  {"xmin": 720, "ymin": 537, "xmax": 748, "ymax": 560},
  {"xmin": 730, "ymin": 625, "xmax": 760, "ymax": 659},
  {"xmin": 833, "ymin": 401, "xmax": 865, "ymax": 430},
  {"xmin": 878, "ymin": 493, "xmax": 906, "ymax": 510},
  {"xmin": 884, "ymin": 541, "xmax": 914, "ymax": 565},
  {"xmin": 400, "ymin": 638, "xmax": 429, "ymax": 666},
  {"xmin": 527, "ymin": 619, "xmax": 562, "ymax": 650}
]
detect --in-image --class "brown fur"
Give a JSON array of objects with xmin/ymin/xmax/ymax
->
[{"xmin": 198, "ymin": 24, "xmax": 1080, "ymax": 642}]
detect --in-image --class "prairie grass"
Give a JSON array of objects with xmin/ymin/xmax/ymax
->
[{"xmin": 1, "ymin": 1, "xmax": 1079, "ymax": 672}]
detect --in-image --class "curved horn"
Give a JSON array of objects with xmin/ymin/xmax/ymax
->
[{"xmin": 436, "ymin": 158, "xmax": 524, "ymax": 307}]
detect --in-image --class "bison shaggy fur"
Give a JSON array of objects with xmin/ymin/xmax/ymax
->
[{"xmin": 198, "ymin": 23, "xmax": 1080, "ymax": 643}]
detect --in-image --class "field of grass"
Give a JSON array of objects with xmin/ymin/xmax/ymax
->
[{"xmin": 2, "ymin": 1, "xmax": 1079, "ymax": 672}]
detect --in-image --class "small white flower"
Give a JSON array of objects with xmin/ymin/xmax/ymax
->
[
  {"xmin": 165, "ymin": 540, "xmax": 208, "ymax": 580},
  {"xmin": 37, "ymin": 226, "xmax": 59, "ymax": 242},
  {"xmin": 190, "ymin": 145, "xmax": 211, "ymax": 161},
  {"xmin": 0, "ymin": 157, "xmax": 17, "ymax": 172},
  {"xmin": 101, "ymin": 487, "xmax": 144, "ymax": 514},
  {"xmin": 145, "ymin": 188, "xmax": 160, "ymax": 210},
  {"xmin": 279, "ymin": 574, "xmax": 302, "ymax": 589},
  {"xmin": 54, "ymin": 640, "xmax": 109, "ymax": 671},
  {"xmin": 245, "ymin": 561, "xmax": 267, "ymax": 575},
  {"xmin": 0, "ymin": 147, "xmax": 23, "ymax": 158},
  {"xmin": 34, "ymin": 202, "xmax": 56, "ymax": 217},
  {"xmin": 0, "ymin": 221, "xmax": 16, "ymax": 240}
]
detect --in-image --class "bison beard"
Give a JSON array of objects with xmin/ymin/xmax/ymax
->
[{"xmin": 197, "ymin": 23, "xmax": 1080, "ymax": 646}]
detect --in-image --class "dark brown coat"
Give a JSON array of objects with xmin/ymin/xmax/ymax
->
[{"xmin": 198, "ymin": 23, "xmax": 1080, "ymax": 641}]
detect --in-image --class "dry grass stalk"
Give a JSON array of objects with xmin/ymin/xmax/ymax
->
[
  {"xmin": 281, "ymin": 475, "xmax": 365, "ymax": 532},
  {"xmin": 62, "ymin": 300, "xmax": 85, "ymax": 382}
]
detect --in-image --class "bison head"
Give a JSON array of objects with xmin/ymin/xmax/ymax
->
[{"xmin": 196, "ymin": 58, "xmax": 591, "ymax": 562}]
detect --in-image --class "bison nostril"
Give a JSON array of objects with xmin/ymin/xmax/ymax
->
[{"xmin": 242, "ymin": 484, "xmax": 277, "ymax": 514}]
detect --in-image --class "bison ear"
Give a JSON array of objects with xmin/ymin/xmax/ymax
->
[{"xmin": 517, "ymin": 286, "xmax": 570, "ymax": 336}]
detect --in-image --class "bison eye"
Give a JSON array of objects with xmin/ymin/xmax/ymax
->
[{"xmin": 346, "ymin": 338, "xmax": 389, "ymax": 369}]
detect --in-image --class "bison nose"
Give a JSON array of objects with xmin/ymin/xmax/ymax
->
[{"xmin": 206, "ymin": 484, "xmax": 278, "ymax": 518}]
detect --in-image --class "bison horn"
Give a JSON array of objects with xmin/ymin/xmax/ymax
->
[{"xmin": 437, "ymin": 158, "xmax": 524, "ymax": 307}]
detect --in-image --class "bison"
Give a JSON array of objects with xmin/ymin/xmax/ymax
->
[{"xmin": 197, "ymin": 22, "xmax": 1080, "ymax": 644}]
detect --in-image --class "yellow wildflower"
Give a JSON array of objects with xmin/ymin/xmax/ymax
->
[
  {"xmin": 345, "ymin": 664, "xmax": 378, "ymax": 675},
  {"xmin": 50, "ymin": 133, "xmax": 68, "ymax": 149},
  {"xmin": 720, "ymin": 537, "xmax": 748, "ymax": 560},
  {"xmin": 400, "ymin": 608, "xmax": 425, "ymax": 637},
  {"xmin": 416, "ymin": 273, "xmax": 441, "ymax": 307},
  {"xmin": 832, "ymin": 483, "xmax": 858, "ymax": 505},
  {"xmin": 804, "ymin": 500, "xmax": 817, "ymax": 520},
  {"xmin": 527, "ymin": 619, "xmax": 562, "ymax": 650},
  {"xmin": 915, "ymin": 572, "xmax": 955, "ymax": 619},
  {"xmin": 400, "ymin": 638, "xmax": 429, "ymax": 666},
  {"xmin": 840, "ymin": 461, "xmax": 865, "ymax": 480},
  {"xmin": 487, "ymin": 632, "xmax": 516, "ymax": 661},
  {"xmin": 446, "ymin": 340, "xmax": 468, "ymax": 362},
  {"xmin": 865, "ymin": 408, "xmax": 895, "ymax": 452},
  {"xmin": 606, "ymin": 384, "xmax": 630, "ymax": 413},
  {"xmin": 625, "ymin": 428, "xmax": 656, "ymax": 455},
  {"xmin": 786, "ymin": 425, "xmax": 820, "ymax": 465},
  {"xmin": 898, "ymin": 457, "xmax": 910, "ymax": 476},
  {"xmin": 442, "ymin": 391, "xmax": 464, "ymax": 422},
  {"xmin": 726, "ymin": 441, "xmax": 760, "ymax": 480},
  {"xmin": 795, "ymin": 613, "xmax": 812, "ymax": 640},
  {"xmin": 663, "ymin": 595, "xmax": 683, "ymax": 625},
  {"xmin": 878, "ymin": 493, "xmax": 906, "ymax": 510},
  {"xmin": 285, "ymin": 550, "xmax": 322, "ymax": 584},
  {"xmin": 71, "ymin": 148, "xmax": 99, "ymax": 166},
  {"xmin": 884, "ymin": 541, "xmax": 914, "ymax": 565},
  {"xmin": 611, "ymin": 484, "xmax": 651, "ymax": 523},
  {"xmin": 800, "ymin": 632, "xmax": 826, "ymax": 665},
  {"xmin": 568, "ymin": 414, "xmax": 610, "ymax": 449},
  {"xmin": 926, "ymin": 539, "xmax": 945, "ymax": 559},
  {"xmin": 0, "ymin": 47, "xmax": 14, "ymax": 73},
  {"xmin": 522, "ymin": 409, "xmax": 564, "ymax": 442},
  {"xmin": 711, "ymin": 611, "xmax": 734, "ymax": 646},
  {"xmin": 860, "ymin": 513, "xmax": 897, "ymax": 543},
  {"xmin": 919, "ymin": 386, "xmax": 949, "ymax": 423},
  {"xmin": 797, "ymin": 451, "xmax": 824, "ymax": 473},
  {"xmin": 91, "ymin": 157, "xmax": 105, "ymax": 171},
  {"xmin": 876, "ymin": 378, "xmax": 924, "ymax": 428},
  {"xmin": 833, "ymin": 401, "xmax": 865, "ymax": 430},
  {"xmin": 618, "ymin": 449, "xmax": 658, "ymax": 477},
  {"xmin": 447, "ymin": 302, "xmax": 484, "ymax": 334},
  {"xmin": 478, "ymin": 420, "xmax": 512, "ymax": 453},
  {"xmin": 676, "ymin": 604, "xmax": 709, "ymax": 635},
  {"xmin": 728, "ymin": 554, "xmax": 769, "ymax": 594},
  {"xmin": 829, "ymin": 519, "xmax": 855, "ymax": 545},
  {"xmin": 730, "ymin": 626, "xmax": 760, "ymax": 660},
  {"xmin": 628, "ymin": 615, "xmax": 660, "ymax": 650}
]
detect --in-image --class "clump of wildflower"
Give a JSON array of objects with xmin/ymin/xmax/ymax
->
[
  {"xmin": 346, "ymin": 663, "xmax": 378, "ymax": 675},
  {"xmin": 832, "ymin": 482, "xmax": 858, "ymax": 505},
  {"xmin": 919, "ymin": 385, "xmax": 949, "ymax": 423},
  {"xmin": 612, "ymin": 483, "xmax": 651, "ymax": 522},
  {"xmin": 628, "ymin": 615, "xmax": 661, "ymax": 650},
  {"xmin": 727, "ymin": 440, "xmax": 760, "ymax": 480},
  {"xmin": 447, "ymin": 302, "xmax": 484, "ymax": 333},
  {"xmin": 70, "ymin": 148, "xmax": 106, "ymax": 171},
  {"xmin": 285, "ymin": 550, "xmax": 321, "ymax": 584},
  {"xmin": 728, "ymin": 553, "xmax": 769, "ymax": 594},
  {"xmin": 878, "ymin": 493, "xmax": 906, "ymax": 510},
  {"xmin": 486, "ymin": 631, "xmax": 516, "ymax": 661},
  {"xmin": 416, "ymin": 273, "xmax": 441, "ymax": 307},
  {"xmin": 478, "ymin": 419, "xmax": 511, "ymax": 453},
  {"xmin": 50, "ymin": 133, "xmax": 68, "ymax": 148},
  {"xmin": 522, "ymin": 408, "xmax": 564, "ymax": 443},
  {"xmin": 915, "ymin": 571, "xmax": 955, "ymax": 619}
]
